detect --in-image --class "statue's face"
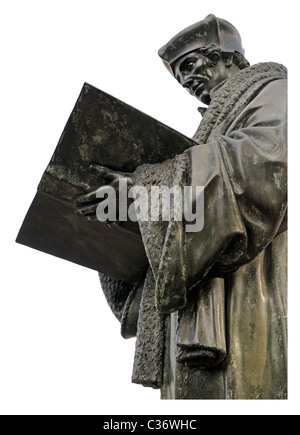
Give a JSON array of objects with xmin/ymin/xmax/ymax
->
[{"xmin": 173, "ymin": 50, "xmax": 236, "ymax": 105}]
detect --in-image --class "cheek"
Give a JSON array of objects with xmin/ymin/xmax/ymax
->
[
  {"xmin": 208, "ymin": 69, "xmax": 225, "ymax": 87},
  {"xmin": 205, "ymin": 68, "xmax": 213, "ymax": 79},
  {"xmin": 201, "ymin": 68, "xmax": 214, "ymax": 87}
]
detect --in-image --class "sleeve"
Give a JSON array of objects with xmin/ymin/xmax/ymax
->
[
  {"xmin": 99, "ymin": 272, "xmax": 144, "ymax": 338},
  {"xmin": 184, "ymin": 79, "xmax": 287, "ymax": 289},
  {"xmin": 99, "ymin": 272, "xmax": 134, "ymax": 322}
]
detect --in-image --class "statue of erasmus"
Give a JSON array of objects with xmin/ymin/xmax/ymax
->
[{"xmin": 76, "ymin": 14, "xmax": 287, "ymax": 399}]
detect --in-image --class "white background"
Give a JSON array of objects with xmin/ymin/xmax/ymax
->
[{"xmin": 1, "ymin": 0, "xmax": 298, "ymax": 415}]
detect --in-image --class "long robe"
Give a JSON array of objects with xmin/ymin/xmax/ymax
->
[{"xmin": 100, "ymin": 62, "xmax": 287, "ymax": 399}]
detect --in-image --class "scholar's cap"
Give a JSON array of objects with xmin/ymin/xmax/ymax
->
[{"xmin": 158, "ymin": 14, "xmax": 244, "ymax": 74}]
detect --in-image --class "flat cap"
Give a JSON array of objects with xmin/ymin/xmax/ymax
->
[{"xmin": 158, "ymin": 14, "xmax": 244, "ymax": 74}]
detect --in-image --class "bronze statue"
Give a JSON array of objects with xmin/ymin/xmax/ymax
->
[
  {"xmin": 75, "ymin": 15, "xmax": 287, "ymax": 399},
  {"xmin": 19, "ymin": 14, "xmax": 287, "ymax": 400}
]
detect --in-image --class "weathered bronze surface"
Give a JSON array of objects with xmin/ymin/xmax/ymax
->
[
  {"xmin": 17, "ymin": 14, "xmax": 287, "ymax": 400},
  {"xmin": 97, "ymin": 14, "xmax": 287, "ymax": 399}
]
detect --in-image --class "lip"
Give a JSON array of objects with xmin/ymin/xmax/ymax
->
[{"xmin": 192, "ymin": 81, "xmax": 205, "ymax": 97}]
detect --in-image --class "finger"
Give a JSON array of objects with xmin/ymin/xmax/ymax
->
[
  {"xmin": 85, "ymin": 214, "xmax": 99, "ymax": 222},
  {"xmin": 106, "ymin": 221, "xmax": 120, "ymax": 228},
  {"xmin": 90, "ymin": 164, "xmax": 121, "ymax": 181},
  {"xmin": 75, "ymin": 203, "xmax": 98, "ymax": 216},
  {"xmin": 85, "ymin": 216, "xmax": 119, "ymax": 226},
  {"xmin": 74, "ymin": 189, "xmax": 99, "ymax": 204},
  {"xmin": 90, "ymin": 164, "xmax": 132, "ymax": 182},
  {"xmin": 75, "ymin": 184, "xmax": 115, "ymax": 204}
]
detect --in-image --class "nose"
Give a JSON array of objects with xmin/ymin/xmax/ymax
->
[
  {"xmin": 181, "ymin": 77, "xmax": 194, "ymax": 88},
  {"xmin": 180, "ymin": 58, "xmax": 205, "ymax": 86},
  {"xmin": 180, "ymin": 71, "xmax": 203, "ymax": 92}
]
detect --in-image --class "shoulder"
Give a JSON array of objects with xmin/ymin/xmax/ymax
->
[{"xmin": 252, "ymin": 78, "xmax": 287, "ymax": 111}]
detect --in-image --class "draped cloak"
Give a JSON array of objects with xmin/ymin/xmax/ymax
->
[{"xmin": 99, "ymin": 62, "xmax": 287, "ymax": 399}]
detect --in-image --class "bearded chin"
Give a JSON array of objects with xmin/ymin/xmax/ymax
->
[{"xmin": 199, "ymin": 92, "xmax": 211, "ymax": 105}]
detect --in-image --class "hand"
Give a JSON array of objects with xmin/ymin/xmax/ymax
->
[{"xmin": 74, "ymin": 164, "xmax": 133, "ymax": 226}]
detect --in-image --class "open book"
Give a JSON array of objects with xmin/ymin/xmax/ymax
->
[{"xmin": 16, "ymin": 83, "xmax": 196, "ymax": 284}]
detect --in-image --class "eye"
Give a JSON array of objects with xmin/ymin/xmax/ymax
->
[
  {"xmin": 180, "ymin": 58, "xmax": 197, "ymax": 73},
  {"xmin": 186, "ymin": 62, "xmax": 194, "ymax": 71}
]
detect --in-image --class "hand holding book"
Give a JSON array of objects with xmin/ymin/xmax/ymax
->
[{"xmin": 75, "ymin": 164, "xmax": 133, "ymax": 225}]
